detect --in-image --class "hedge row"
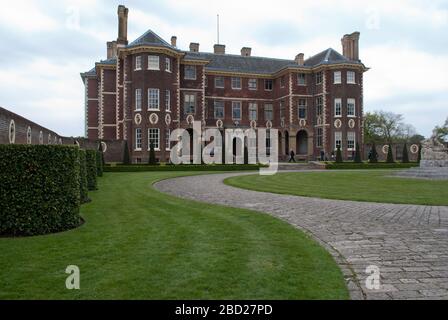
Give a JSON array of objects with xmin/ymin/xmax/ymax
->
[
  {"xmin": 0, "ymin": 145, "xmax": 81, "ymax": 236},
  {"xmin": 96, "ymin": 151, "xmax": 103, "ymax": 177},
  {"xmin": 326, "ymin": 162, "xmax": 419, "ymax": 170},
  {"xmin": 78, "ymin": 149, "xmax": 89, "ymax": 204},
  {"xmin": 104, "ymin": 164, "xmax": 264, "ymax": 172}
]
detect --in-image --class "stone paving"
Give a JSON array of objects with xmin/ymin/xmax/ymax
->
[{"xmin": 154, "ymin": 172, "xmax": 448, "ymax": 300}]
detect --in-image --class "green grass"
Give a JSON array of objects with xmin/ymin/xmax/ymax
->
[
  {"xmin": 225, "ymin": 170, "xmax": 448, "ymax": 206},
  {"xmin": 0, "ymin": 172, "xmax": 348, "ymax": 300}
]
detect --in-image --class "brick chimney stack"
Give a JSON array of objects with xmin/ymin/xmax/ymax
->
[
  {"xmin": 171, "ymin": 36, "xmax": 177, "ymax": 47},
  {"xmin": 295, "ymin": 53, "xmax": 304, "ymax": 65},
  {"xmin": 107, "ymin": 41, "xmax": 118, "ymax": 59},
  {"xmin": 189, "ymin": 43, "xmax": 200, "ymax": 52},
  {"xmin": 214, "ymin": 44, "xmax": 226, "ymax": 54},
  {"xmin": 241, "ymin": 47, "xmax": 252, "ymax": 57},
  {"xmin": 117, "ymin": 5, "xmax": 129, "ymax": 46},
  {"xmin": 341, "ymin": 32, "xmax": 360, "ymax": 61}
]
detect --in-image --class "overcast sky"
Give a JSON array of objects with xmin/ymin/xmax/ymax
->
[{"xmin": 0, "ymin": 0, "xmax": 447, "ymax": 137}]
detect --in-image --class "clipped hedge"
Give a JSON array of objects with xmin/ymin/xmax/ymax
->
[
  {"xmin": 85, "ymin": 150, "xmax": 97, "ymax": 190},
  {"xmin": 96, "ymin": 151, "xmax": 103, "ymax": 177},
  {"xmin": 0, "ymin": 145, "xmax": 81, "ymax": 236},
  {"xmin": 78, "ymin": 149, "xmax": 89, "ymax": 204},
  {"xmin": 104, "ymin": 164, "xmax": 264, "ymax": 172},
  {"xmin": 326, "ymin": 162, "xmax": 419, "ymax": 170}
]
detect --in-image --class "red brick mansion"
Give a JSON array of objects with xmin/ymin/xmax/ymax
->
[{"xmin": 81, "ymin": 5, "xmax": 368, "ymax": 163}]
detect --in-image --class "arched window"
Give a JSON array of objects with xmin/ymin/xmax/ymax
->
[
  {"xmin": 8, "ymin": 120, "xmax": 16, "ymax": 144},
  {"xmin": 27, "ymin": 126, "xmax": 32, "ymax": 144}
]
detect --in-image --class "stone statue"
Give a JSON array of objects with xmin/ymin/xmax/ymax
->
[{"xmin": 421, "ymin": 129, "xmax": 448, "ymax": 167}]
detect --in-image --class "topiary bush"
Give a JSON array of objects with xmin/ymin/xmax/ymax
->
[
  {"xmin": 354, "ymin": 143, "xmax": 362, "ymax": 163},
  {"xmin": 96, "ymin": 150, "xmax": 103, "ymax": 177},
  {"xmin": 369, "ymin": 143, "xmax": 378, "ymax": 163},
  {"xmin": 0, "ymin": 145, "xmax": 81, "ymax": 237},
  {"xmin": 335, "ymin": 145, "xmax": 343, "ymax": 163},
  {"xmin": 148, "ymin": 142, "xmax": 156, "ymax": 165},
  {"xmin": 85, "ymin": 150, "xmax": 98, "ymax": 191},
  {"xmin": 386, "ymin": 144, "xmax": 395, "ymax": 163},
  {"xmin": 78, "ymin": 149, "xmax": 89, "ymax": 204},
  {"xmin": 123, "ymin": 140, "xmax": 130, "ymax": 165},
  {"xmin": 402, "ymin": 143, "xmax": 409, "ymax": 163}
]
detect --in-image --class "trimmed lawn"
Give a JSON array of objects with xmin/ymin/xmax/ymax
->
[
  {"xmin": 225, "ymin": 170, "xmax": 448, "ymax": 206},
  {"xmin": 0, "ymin": 172, "xmax": 348, "ymax": 300}
]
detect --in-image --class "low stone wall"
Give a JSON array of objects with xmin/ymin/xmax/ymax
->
[
  {"xmin": 0, "ymin": 106, "xmax": 125, "ymax": 163},
  {"xmin": 364, "ymin": 143, "xmax": 420, "ymax": 162}
]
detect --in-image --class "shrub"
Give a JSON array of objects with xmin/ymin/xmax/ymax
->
[
  {"xmin": 402, "ymin": 143, "xmax": 409, "ymax": 163},
  {"xmin": 123, "ymin": 140, "xmax": 130, "ymax": 165},
  {"xmin": 0, "ymin": 145, "xmax": 81, "ymax": 236},
  {"xmin": 244, "ymin": 146, "xmax": 249, "ymax": 164},
  {"xmin": 78, "ymin": 149, "xmax": 89, "ymax": 204},
  {"xmin": 96, "ymin": 151, "xmax": 103, "ymax": 177},
  {"xmin": 326, "ymin": 162, "xmax": 418, "ymax": 170},
  {"xmin": 369, "ymin": 143, "xmax": 378, "ymax": 163},
  {"xmin": 85, "ymin": 150, "xmax": 98, "ymax": 191},
  {"xmin": 148, "ymin": 142, "xmax": 156, "ymax": 165},
  {"xmin": 335, "ymin": 145, "xmax": 343, "ymax": 163},
  {"xmin": 354, "ymin": 143, "xmax": 362, "ymax": 163},
  {"xmin": 386, "ymin": 144, "xmax": 394, "ymax": 163}
]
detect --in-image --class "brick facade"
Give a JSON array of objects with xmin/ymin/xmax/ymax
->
[{"xmin": 82, "ymin": 5, "xmax": 369, "ymax": 163}]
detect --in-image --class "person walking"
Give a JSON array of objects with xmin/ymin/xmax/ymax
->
[{"xmin": 288, "ymin": 150, "xmax": 296, "ymax": 162}]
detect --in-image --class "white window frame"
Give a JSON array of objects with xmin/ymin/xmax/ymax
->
[
  {"xmin": 165, "ymin": 90, "xmax": 171, "ymax": 111},
  {"xmin": 184, "ymin": 93, "xmax": 196, "ymax": 114},
  {"xmin": 297, "ymin": 73, "xmax": 306, "ymax": 86},
  {"xmin": 335, "ymin": 131, "xmax": 342, "ymax": 150},
  {"xmin": 347, "ymin": 131, "xmax": 356, "ymax": 151},
  {"xmin": 165, "ymin": 57, "xmax": 171, "ymax": 73},
  {"xmin": 148, "ymin": 128, "xmax": 160, "ymax": 151},
  {"xmin": 148, "ymin": 88, "xmax": 160, "ymax": 110},
  {"xmin": 334, "ymin": 98, "xmax": 342, "ymax": 117},
  {"xmin": 214, "ymin": 100, "xmax": 225, "ymax": 119},
  {"xmin": 135, "ymin": 88, "xmax": 142, "ymax": 111},
  {"xmin": 264, "ymin": 79, "xmax": 273, "ymax": 91},
  {"xmin": 148, "ymin": 55, "xmax": 160, "ymax": 70},
  {"xmin": 334, "ymin": 71, "xmax": 342, "ymax": 84},
  {"xmin": 215, "ymin": 76, "xmax": 224, "ymax": 88},
  {"xmin": 249, "ymin": 103, "xmax": 258, "ymax": 121},
  {"xmin": 232, "ymin": 101, "xmax": 242, "ymax": 120},
  {"xmin": 184, "ymin": 65, "xmax": 197, "ymax": 80},
  {"xmin": 347, "ymin": 71, "xmax": 356, "ymax": 84},
  {"xmin": 135, "ymin": 128, "xmax": 142, "ymax": 151},
  {"xmin": 165, "ymin": 128, "xmax": 171, "ymax": 151},
  {"xmin": 316, "ymin": 96, "xmax": 323, "ymax": 116},
  {"xmin": 135, "ymin": 56, "xmax": 142, "ymax": 71},
  {"xmin": 316, "ymin": 128, "xmax": 323, "ymax": 147},
  {"xmin": 316, "ymin": 72, "xmax": 323, "ymax": 85},
  {"xmin": 264, "ymin": 104, "xmax": 273, "ymax": 121},
  {"xmin": 347, "ymin": 98, "xmax": 356, "ymax": 117},
  {"xmin": 298, "ymin": 99, "xmax": 307, "ymax": 119},
  {"xmin": 231, "ymin": 77, "xmax": 242, "ymax": 90},
  {"xmin": 248, "ymin": 78, "xmax": 257, "ymax": 90}
]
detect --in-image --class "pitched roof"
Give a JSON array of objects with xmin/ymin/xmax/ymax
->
[
  {"xmin": 184, "ymin": 52, "xmax": 295, "ymax": 74},
  {"xmin": 304, "ymin": 48, "xmax": 356, "ymax": 67},
  {"xmin": 127, "ymin": 29, "xmax": 178, "ymax": 50}
]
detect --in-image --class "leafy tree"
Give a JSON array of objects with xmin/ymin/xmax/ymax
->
[
  {"xmin": 122, "ymin": 140, "xmax": 130, "ymax": 165},
  {"xmin": 386, "ymin": 144, "xmax": 394, "ymax": 163},
  {"xmin": 435, "ymin": 117, "xmax": 448, "ymax": 142},
  {"xmin": 148, "ymin": 142, "xmax": 156, "ymax": 165},
  {"xmin": 369, "ymin": 142, "xmax": 378, "ymax": 163},
  {"xmin": 354, "ymin": 143, "xmax": 362, "ymax": 163},
  {"xmin": 335, "ymin": 145, "xmax": 343, "ymax": 163},
  {"xmin": 402, "ymin": 143, "xmax": 409, "ymax": 163}
]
